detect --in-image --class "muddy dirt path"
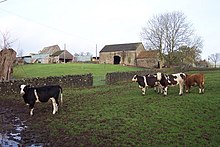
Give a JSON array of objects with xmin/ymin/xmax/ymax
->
[{"xmin": 0, "ymin": 97, "xmax": 51, "ymax": 146}]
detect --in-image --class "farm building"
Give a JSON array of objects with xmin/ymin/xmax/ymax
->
[
  {"xmin": 99, "ymin": 42, "xmax": 161, "ymax": 68},
  {"xmin": 136, "ymin": 50, "xmax": 160, "ymax": 68},
  {"xmin": 32, "ymin": 45, "xmax": 61, "ymax": 63},
  {"xmin": 30, "ymin": 45, "xmax": 73, "ymax": 64},
  {"xmin": 50, "ymin": 50, "xmax": 73, "ymax": 63},
  {"xmin": 74, "ymin": 52, "xmax": 93, "ymax": 62}
]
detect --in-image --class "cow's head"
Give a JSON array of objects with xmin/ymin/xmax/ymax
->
[
  {"xmin": 19, "ymin": 84, "xmax": 30, "ymax": 95},
  {"xmin": 157, "ymin": 72, "xmax": 162, "ymax": 81},
  {"xmin": 132, "ymin": 75, "xmax": 138, "ymax": 82}
]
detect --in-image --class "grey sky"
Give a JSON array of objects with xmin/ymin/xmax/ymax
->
[{"xmin": 0, "ymin": 0, "xmax": 220, "ymax": 60}]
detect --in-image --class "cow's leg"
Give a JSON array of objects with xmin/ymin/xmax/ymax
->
[
  {"xmin": 186, "ymin": 85, "xmax": 191, "ymax": 93},
  {"xmin": 202, "ymin": 84, "xmax": 205, "ymax": 93},
  {"xmin": 199, "ymin": 83, "xmax": 205, "ymax": 94},
  {"xmin": 159, "ymin": 85, "xmax": 163, "ymax": 94},
  {"xmin": 54, "ymin": 97, "xmax": 59, "ymax": 112},
  {"xmin": 199, "ymin": 88, "xmax": 202, "ymax": 94},
  {"xmin": 155, "ymin": 86, "xmax": 162, "ymax": 94},
  {"xmin": 179, "ymin": 83, "xmax": 184, "ymax": 96},
  {"xmin": 198, "ymin": 83, "xmax": 202, "ymax": 94},
  {"xmin": 50, "ymin": 98, "xmax": 57, "ymax": 114},
  {"xmin": 163, "ymin": 87, "xmax": 168, "ymax": 96},
  {"xmin": 154, "ymin": 87, "xmax": 157, "ymax": 92},
  {"xmin": 142, "ymin": 87, "xmax": 146, "ymax": 95},
  {"xmin": 29, "ymin": 104, "xmax": 35, "ymax": 116},
  {"xmin": 185, "ymin": 84, "xmax": 189, "ymax": 93},
  {"xmin": 30, "ymin": 108, "xmax": 34, "ymax": 116}
]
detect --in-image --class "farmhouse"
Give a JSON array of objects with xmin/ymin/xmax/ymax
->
[{"xmin": 99, "ymin": 42, "xmax": 161, "ymax": 68}]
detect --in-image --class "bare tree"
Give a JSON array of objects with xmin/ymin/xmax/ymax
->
[
  {"xmin": 208, "ymin": 53, "xmax": 220, "ymax": 68},
  {"xmin": 0, "ymin": 30, "xmax": 17, "ymax": 50},
  {"xmin": 141, "ymin": 11, "xmax": 203, "ymax": 67},
  {"xmin": 141, "ymin": 14, "xmax": 165, "ymax": 68}
]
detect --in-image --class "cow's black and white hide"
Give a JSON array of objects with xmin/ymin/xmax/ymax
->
[
  {"xmin": 20, "ymin": 84, "xmax": 63, "ymax": 116},
  {"xmin": 132, "ymin": 74, "xmax": 161, "ymax": 95},
  {"xmin": 157, "ymin": 72, "xmax": 186, "ymax": 96}
]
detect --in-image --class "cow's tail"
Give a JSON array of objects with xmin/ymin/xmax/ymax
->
[{"xmin": 59, "ymin": 86, "xmax": 63, "ymax": 104}]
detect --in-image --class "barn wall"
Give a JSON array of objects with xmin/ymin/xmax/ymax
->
[
  {"xmin": 99, "ymin": 52, "xmax": 113, "ymax": 64},
  {"xmin": 137, "ymin": 58, "xmax": 159, "ymax": 68},
  {"xmin": 136, "ymin": 44, "xmax": 146, "ymax": 56},
  {"xmin": 0, "ymin": 74, "xmax": 93, "ymax": 96},
  {"xmin": 99, "ymin": 43, "xmax": 146, "ymax": 66},
  {"xmin": 99, "ymin": 51, "xmax": 137, "ymax": 66}
]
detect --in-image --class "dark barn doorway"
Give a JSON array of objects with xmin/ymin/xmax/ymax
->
[{"xmin": 114, "ymin": 56, "xmax": 121, "ymax": 64}]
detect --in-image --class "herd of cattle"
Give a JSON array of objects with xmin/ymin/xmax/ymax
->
[
  {"xmin": 18, "ymin": 72, "xmax": 204, "ymax": 116},
  {"xmin": 132, "ymin": 72, "xmax": 205, "ymax": 96}
]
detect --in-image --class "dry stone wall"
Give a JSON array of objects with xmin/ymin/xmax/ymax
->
[
  {"xmin": 0, "ymin": 74, "xmax": 93, "ymax": 96},
  {"xmin": 106, "ymin": 70, "xmax": 153, "ymax": 85}
]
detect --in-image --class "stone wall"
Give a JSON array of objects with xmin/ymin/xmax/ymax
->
[
  {"xmin": 105, "ymin": 68, "xmax": 182, "ymax": 85},
  {"xmin": 0, "ymin": 74, "xmax": 93, "ymax": 96},
  {"xmin": 106, "ymin": 70, "xmax": 154, "ymax": 85}
]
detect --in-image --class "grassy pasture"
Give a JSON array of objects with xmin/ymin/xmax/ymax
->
[
  {"xmin": 13, "ymin": 63, "xmax": 144, "ymax": 85},
  {"xmin": 12, "ymin": 65, "xmax": 220, "ymax": 146}
]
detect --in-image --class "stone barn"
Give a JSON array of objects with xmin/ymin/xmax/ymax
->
[
  {"xmin": 99, "ymin": 42, "xmax": 144, "ymax": 66},
  {"xmin": 136, "ymin": 50, "xmax": 160, "ymax": 68},
  {"xmin": 99, "ymin": 42, "xmax": 161, "ymax": 68}
]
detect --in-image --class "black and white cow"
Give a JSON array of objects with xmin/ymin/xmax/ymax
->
[
  {"xmin": 156, "ymin": 72, "xmax": 186, "ymax": 96},
  {"xmin": 20, "ymin": 84, "xmax": 63, "ymax": 116},
  {"xmin": 132, "ymin": 74, "xmax": 161, "ymax": 95}
]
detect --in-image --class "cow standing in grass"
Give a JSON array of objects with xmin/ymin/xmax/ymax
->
[
  {"xmin": 20, "ymin": 84, "xmax": 63, "ymax": 116},
  {"xmin": 132, "ymin": 74, "xmax": 161, "ymax": 95},
  {"xmin": 157, "ymin": 72, "xmax": 186, "ymax": 96},
  {"xmin": 185, "ymin": 73, "xmax": 205, "ymax": 94}
]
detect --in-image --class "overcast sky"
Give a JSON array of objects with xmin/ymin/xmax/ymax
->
[{"xmin": 0, "ymin": 0, "xmax": 220, "ymax": 60}]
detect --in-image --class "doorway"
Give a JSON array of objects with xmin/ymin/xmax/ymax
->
[{"xmin": 113, "ymin": 56, "xmax": 121, "ymax": 64}]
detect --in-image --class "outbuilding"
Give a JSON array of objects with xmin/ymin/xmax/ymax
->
[{"xmin": 99, "ymin": 42, "xmax": 161, "ymax": 68}]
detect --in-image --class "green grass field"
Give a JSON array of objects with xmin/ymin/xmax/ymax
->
[
  {"xmin": 13, "ymin": 63, "xmax": 144, "ymax": 85},
  {"xmin": 11, "ymin": 64, "xmax": 220, "ymax": 146}
]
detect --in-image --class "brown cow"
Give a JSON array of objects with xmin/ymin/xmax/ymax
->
[{"xmin": 185, "ymin": 73, "xmax": 205, "ymax": 94}]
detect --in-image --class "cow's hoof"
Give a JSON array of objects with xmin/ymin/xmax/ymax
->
[{"xmin": 179, "ymin": 94, "xmax": 183, "ymax": 96}]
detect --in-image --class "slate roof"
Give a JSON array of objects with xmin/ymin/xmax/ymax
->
[
  {"xmin": 100, "ymin": 42, "xmax": 143, "ymax": 52},
  {"xmin": 51, "ymin": 50, "xmax": 64, "ymax": 56},
  {"xmin": 51, "ymin": 50, "xmax": 73, "ymax": 59}
]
